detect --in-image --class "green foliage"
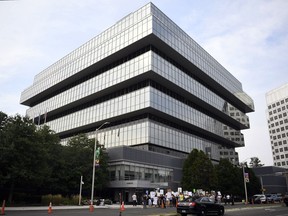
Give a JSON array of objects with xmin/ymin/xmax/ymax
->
[
  {"xmin": 249, "ymin": 157, "xmax": 264, "ymax": 167},
  {"xmin": 59, "ymin": 134, "xmax": 94, "ymax": 195},
  {"xmin": 71, "ymin": 195, "xmax": 80, "ymax": 205},
  {"xmin": 0, "ymin": 112, "xmax": 110, "ymax": 204},
  {"xmin": 41, "ymin": 194, "xmax": 78, "ymax": 205},
  {"xmin": 215, "ymin": 158, "xmax": 243, "ymax": 195},
  {"xmin": 51, "ymin": 194, "xmax": 63, "ymax": 205},
  {"xmin": 182, "ymin": 149, "xmax": 217, "ymax": 191},
  {"xmin": 182, "ymin": 149, "xmax": 262, "ymax": 198},
  {"xmin": 94, "ymin": 139, "xmax": 110, "ymax": 193},
  {"xmin": 0, "ymin": 114, "xmax": 43, "ymax": 202},
  {"xmin": 245, "ymin": 166, "xmax": 261, "ymax": 196},
  {"xmin": 41, "ymin": 194, "xmax": 53, "ymax": 205},
  {"xmin": 0, "ymin": 111, "xmax": 261, "ymax": 204},
  {"xmin": 182, "ymin": 149, "xmax": 199, "ymax": 190}
]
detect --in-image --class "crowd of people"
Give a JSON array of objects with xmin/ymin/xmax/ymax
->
[
  {"xmin": 132, "ymin": 189, "xmax": 235, "ymax": 208},
  {"xmin": 132, "ymin": 190, "xmax": 179, "ymax": 208}
]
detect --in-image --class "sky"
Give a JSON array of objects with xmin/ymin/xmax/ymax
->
[{"xmin": 1, "ymin": 0, "xmax": 288, "ymax": 166}]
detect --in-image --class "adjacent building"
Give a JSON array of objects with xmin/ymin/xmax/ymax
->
[
  {"xmin": 253, "ymin": 166, "xmax": 288, "ymax": 194},
  {"xmin": 20, "ymin": 3, "xmax": 254, "ymax": 202},
  {"xmin": 266, "ymin": 83, "xmax": 288, "ymax": 168}
]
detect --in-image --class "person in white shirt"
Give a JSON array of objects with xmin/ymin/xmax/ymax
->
[{"xmin": 132, "ymin": 193, "xmax": 137, "ymax": 206}]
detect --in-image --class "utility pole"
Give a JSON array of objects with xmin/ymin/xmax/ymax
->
[{"xmin": 90, "ymin": 122, "xmax": 110, "ymax": 209}]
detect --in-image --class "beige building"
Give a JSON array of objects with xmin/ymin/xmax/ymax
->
[{"xmin": 266, "ymin": 83, "xmax": 288, "ymax": 168}]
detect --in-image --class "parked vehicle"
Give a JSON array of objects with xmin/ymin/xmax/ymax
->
[
  {"xmin": 177, "ymin": 196, "xmax": 225, "ymax": 216},
  {"xmin": 249, "ymin": 194, "xmax": 267, "ymax": 204},
  {"xmin": 266, "ymin": 194, "xmax": 282, "ymax": 203}
]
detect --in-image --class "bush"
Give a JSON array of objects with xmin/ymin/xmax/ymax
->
[
  {"xmin": 41, "ymin": 194, "xmax": 80, "ymax": 206},
  {"xmin": 12, "ymin": 193, "xmax": 41, "ymax": 205},
  {"xmin": 41, "ymin": 194, "xmax": 53, "ymax": 206},
  {"xmin": 52, "ymin": 194, "xmax": 62, "ymax": 205},
  {"xmin": 71, "ymin": 195, "xmax": 79, "ymax": 205}
]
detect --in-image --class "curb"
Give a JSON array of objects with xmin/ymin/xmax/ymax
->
[{"xmin": 4, "ymin": 203, "xmax": 283, "ymax": 212}]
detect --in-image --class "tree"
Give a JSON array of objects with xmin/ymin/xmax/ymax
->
[
  {"xmin": 215, "ymin": 159, "xmax": 244, "ymax": 197},
  {"xmin": 93, "ymin": 139, "xmax": 110, "ymax": 196},
  {"xmin": 60, "ymin": 134, "xmax": 94, "ymax": 196},
  {"xmin": 0, "ymin": 111, "xmax": 8, "ymax": 172},
  {"xmin": 0, "ymin": 111, "xmax": 8, "ymax": 187},
  {"xmin": 181, "ymin": 149, "xmax": 217, "ymax": 192},
  {"xmin": 181, "ymin": 151, "xmax": 262, "ymax": 199},
  {"xmin": 0, "ymin": 111, "xmax": 112, "ymax": 203},
  {"xmin": 243, "ymin": 165, "xmax": 262, "ymax": 196},
  {"xmin": 0, "ymin": 114, "xmax": 42, "ymax": 203},
  {"xmin": 191, "ymin": 150, "xmax": 217, "ymax": 191},
  {"xmin": 61, "ymin": 134, "xmax": 110, "ymax": 197},
  {"xmin": 249, "ymin": 157, "xmax": 264, "ymax": 167},
  {"xmin": 0, "ymin": 111, "xmax": 7, "ymax": 128},
  {"xmin": 181, "ymin": 149, "xmax": 199, "ymax": 190},
  {"xmin": 35, "ymin": 125, "xmax": 63, "ymax": 195},
  {"xmin": 215, "ymin": 158, "xmax": 240, "ymax": 195},
  {"xmin": 0, "ymin": 112, "xmax": 64, "ymax": 203}
]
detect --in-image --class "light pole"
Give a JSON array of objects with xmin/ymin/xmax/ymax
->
[
  {"xmin": 239, "ymin": 157, "xmax": 254, "ymax": 204},
  {"xmin": 90, "ymin": 121, "xmax": 110, "ymax": 207},
  {"xmin": 79, "ymin": 175, "xmax": 84, "ymax": 205},
  {"xmin": 259, "ymin": 175, "xmax": 264, "ymax": 194},
  {"xmin": 242, "ymin": 165, "xmax": 248, "ymax": 204}
]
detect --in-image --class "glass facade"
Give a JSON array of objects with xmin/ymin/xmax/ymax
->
[
  {"xmin": 108, "ymin": 161, "xmax": 173, "ymax": 183},
  {"xmin": 150, "ymin": 6, "xmax": 254, "ymax": 110},
  {"xmin": 82, "ymin": 118, "xmax": 221, "ymax": 158},
  {"xmin": 20, "ymin": 3, "xmax": 254, "ymax": 191},
  {"xmin": 20, "ymin": 5, "xmax": 153, "ymax": 104}
]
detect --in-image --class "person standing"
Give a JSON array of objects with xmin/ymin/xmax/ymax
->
[
  {"xmin": 179, "ymin": 192, "xmax": 184, "ymax": 202},
  {"xmin": 217, "ymin": 191, "xmax": 222, "ymax": 204},
  {"xmin": 143, "ymin": 194, "xmax": 147, "ymax": 209},
  {"xmin": 132, "ymin": 193, "xmax": 137, "ymax": 206}
]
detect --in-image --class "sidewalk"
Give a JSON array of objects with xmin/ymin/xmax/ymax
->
[
  {"xmin": 4, "ymin": 202, "xmax": 283, "ymax": 212},
  {"xmin": 222, "ymin": 202, "xmax": 283, "ymax": 212},
  {"xmin": 4, "ymin": 203, "xmax": 144, "ymax": 211}
]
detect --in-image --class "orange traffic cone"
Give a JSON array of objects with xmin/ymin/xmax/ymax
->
[
  {"xmin": 48, "ymin": 202, "xmax": 52, "ymax": 214},
  {"xmin": 89, "ymin": 200, "xmax": 94, "ymax": 212},
  {"xmin": 120, "ymin": 201, "xmax": 125, "ymax": 211},
  {"xmin": 1, "ymin": 200, "xmax": 5, "ymax": 215}
]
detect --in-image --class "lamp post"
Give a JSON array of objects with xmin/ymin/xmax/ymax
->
[
  {"xmin": 232, "ymin": 159, "xmax": 249, "ymax": 204},
  {"xmin": 242, "ymin": 165, "xmax": 248, "ymax": 204},
  {"xmin": 259, "ymin": 175, "xmax": 264, "ymax": 194},
  {"xmin": 90, "ymin": 121, "xmax": 110, "ymax": 207},
  {"xmin": 79, "ymin": 175, "xmax": 84, "ymax": 205}
]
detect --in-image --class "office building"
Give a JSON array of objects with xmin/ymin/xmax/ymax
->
[
  {"xmin": 20, "ymin": 3, "xmax": 254, "ymax": 202},
  {"xmin": 266, "ymin": 83, "xmax": 288, "ymax": 168},
  {"xmin": 253, "ymin": 166, "xmax": 288, "ymax": 194}
]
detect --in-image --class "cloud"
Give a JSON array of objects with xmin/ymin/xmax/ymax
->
[{"xmin": 178, "ymin": 1, "xmax": 288, "ymax": 75}]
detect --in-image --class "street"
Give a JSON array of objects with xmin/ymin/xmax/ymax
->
[
  {"xmin": 225, "ymin": 205, "xmax": 288, "ymax": 216},
  {"xmin": 4, "ymin": 204, "xmax": 288, "ymax": 216}
]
